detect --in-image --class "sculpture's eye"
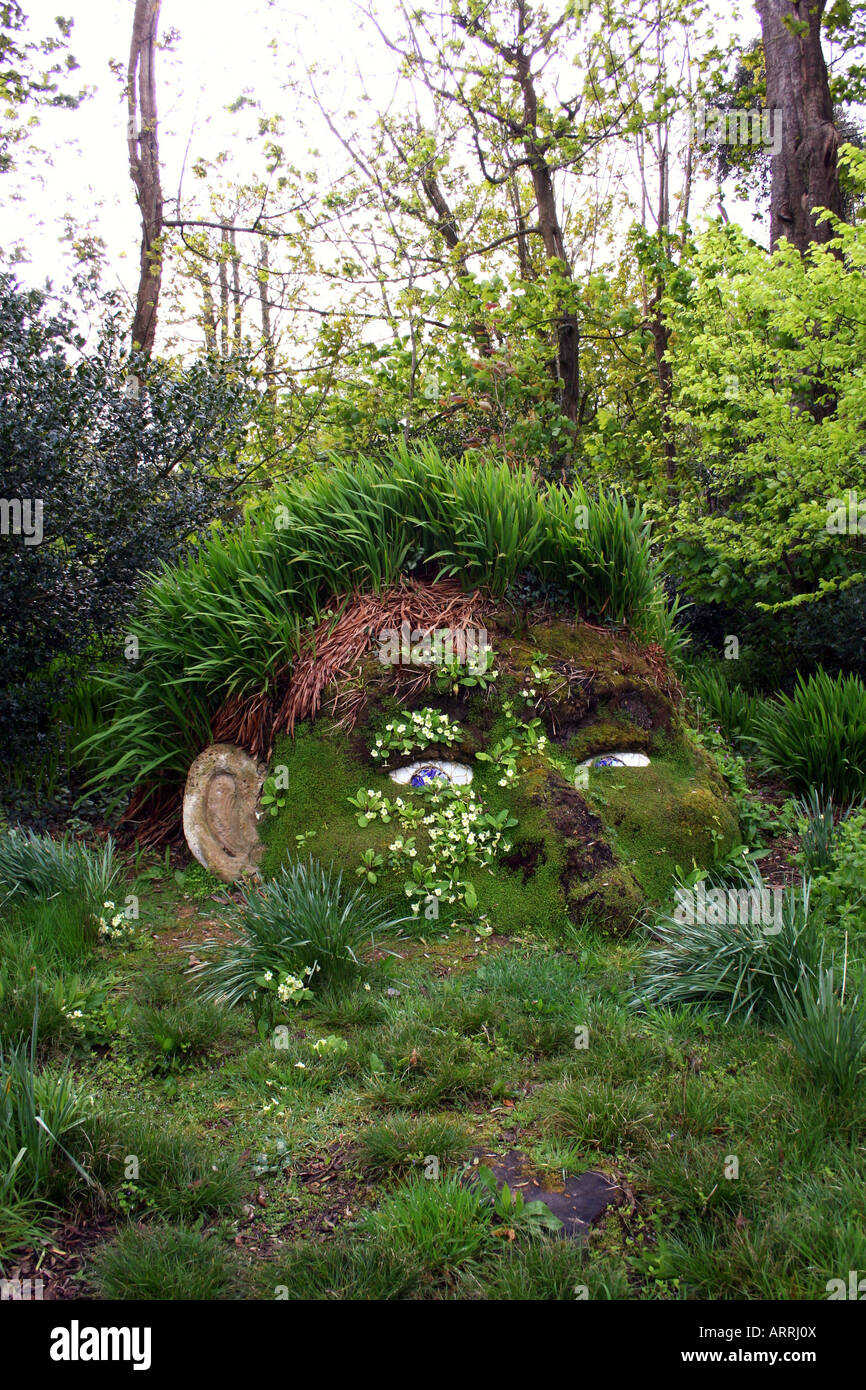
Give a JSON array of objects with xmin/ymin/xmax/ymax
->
[
  {"xmin": 579, "ymin": 751, "xmax": 650, "ymax": 769},
  {"xmin": 389, "ymin": 760, "xmax": 474, "ymax": 787}
]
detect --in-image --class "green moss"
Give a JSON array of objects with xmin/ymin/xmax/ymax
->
[
  {"xmin": 260, "ymin": 723, "xmax": 399, "ymax": 884},
  {"xmin": 565, "ymin": 716, "xmax": 651, "ymax": 762},
  {"xmin": 577, "ymin": 747, "xmax": 740, "ymax": 901}
]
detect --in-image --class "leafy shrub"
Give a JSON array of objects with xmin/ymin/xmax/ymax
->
[
  {"xmin": 810, "ymin": 806, "xmax": 866, "ymax": 940},
  {"xmin": 750, "ymin": 669, "xmax": 866, "ymax": 801},
  {"xmin": 88, "ymin": 1224, "xmax": 240, "ymax": 1300},
  {"xmin": 0, "ymin": 274, "xmax": 253, "ymax": 794},
  {"xmin": 0, "ymin": 826, "xmax": 120, "ymax": 909},
  {"xmin": 193, "ymin": 857, "xmax": 412, "ymax": 1016},
  {"xmin": 634, "ymin": 863, "xmax": 821, "ymax": 1023}
]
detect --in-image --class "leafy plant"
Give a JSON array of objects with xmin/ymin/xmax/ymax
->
[
  {"xmin": 370, "ymin": 707, "xmax": 464, "ymax": 762},
  {"xmin": 750, "ymin": 669, "xmax": 866, "ymax": 801},
  {"xmin": 434, "ymin": 647, "xmax": 497, "ymax": 697},
  {"xmin": 355, "ymin": 848, "xmax": 384, "ymax": 884},
  {"xmin": 259, "ymin": 774, "xmax": 288, "ymax": 818},
  {"xmin": 469, "ymin": 1163, "xmax": 564, "ymax": 1237}
]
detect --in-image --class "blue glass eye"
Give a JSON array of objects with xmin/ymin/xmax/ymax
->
[{"xmin": 410, "ymin": 764, "xmax": 449, "ymax": 787}]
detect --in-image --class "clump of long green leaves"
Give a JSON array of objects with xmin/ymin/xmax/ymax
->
[
  {"xmin": 193, "ymin": 857, "xmax": 413, "ymax": 1012},
  {"xmin": 0, "ymin": 1001, "xmax": 94, "ymax": 1264},
  {"xmin": 684, "ymin": 661, "xmax": 761, "ymax": 744},
  {"xmin": 0, "ymin": 826, "xmax": 120, "ymax": 909},
  {"xmin": 793, "ymin": 788, "xmax": 860, "ymax": 876},
  {"xmin": 634, "ymin": 862, "xmax": 821, "ymax": 1023},
  {"xmin": 750, "ymin": 668, "xmax": 866, "ymax": 801},
  {"xmin": 84, "ymin": 446, "xmax": 670, "ymax": 792},
  {"xmin": 779, "ymin": 954, "xmax": 866, "ymax": 1100}
]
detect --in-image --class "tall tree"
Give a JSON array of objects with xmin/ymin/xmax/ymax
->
[
  {"xmin": 127, "ymin": 0, "xmax": 164, "ymax": 355},
  {"xmin": 756, "ymin": 0, "xmax": 843, "ymax": 249}
]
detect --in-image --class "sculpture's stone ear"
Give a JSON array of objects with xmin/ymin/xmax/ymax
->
[{"xmin": 183, "ymin": 742, "xmax": 266, "ymax": 882}]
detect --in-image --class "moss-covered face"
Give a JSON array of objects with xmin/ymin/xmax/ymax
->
[{"xmin": 260, "ymin": 614, "xmax": 739, "ymax": 936}]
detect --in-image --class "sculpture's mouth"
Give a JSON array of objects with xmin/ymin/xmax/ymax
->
[
  {"xmin": 389, "ymin": 759, "xmax": 474, "ymax": 787},
  {"xmin": 579, "ymin": 751, "xmax": 650, "ymax": 769}
]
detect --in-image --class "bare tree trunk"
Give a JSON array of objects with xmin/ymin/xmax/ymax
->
[
  {"xmin": 257, "ymin": 240, "xmax": 278, "ymax": 415},
  {"xmin": 127, "ymin": 0, "xmax": 163, "ymax": 357},
  {"xmin": 514, "ymin": 49, "xmax": 580, "ymax": 422},
  {"xmin": 756, "ymin": 0, "xmax": 842, "ymax": 250},
  {"xmin": 195, "ymin": 268, "xmax": 218, "ymax": 355},
  {"xmin": 231, "ymin": 229, "xmax": 243, "ymax": 354}
]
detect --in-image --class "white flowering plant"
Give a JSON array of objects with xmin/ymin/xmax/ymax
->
[
  {"xmin": 95, "ymin": 900, "xmax": 136, "ymax": 942},
  {"xmin": 348, "ymin": 779, "xmax": 517, "ymax": 917},
  {"xmin": 370, "ymin": 708, "xmax": 464, "ymax": 762}
]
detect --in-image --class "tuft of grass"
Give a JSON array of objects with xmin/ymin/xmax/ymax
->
[
  {"xmin": 355, "ymin": 1114, "xmax": 472, "ymax": 1178},
  {"xmin": 780, "ymin": 961, "xmax": 866, "ymax": 1101},
  {"xmin": 88, "ymin": 1224, "xmax": 240, "ymax": 1300},
  {"xmin": 193, "ymin": 856, "xmax": 413, "ymax": 1008},
  {"xmin": 0, "ymin": 827, "xmax": 120, "ymax": 908},
  {"xmin": 530, "ymin": 1077, "xmax": 655, "ymax": 1153},
  {"xmin": 0, "ymin": 1004, "xmax": 94, "ymax": 1261},
  {"xmin": 459, "ymin": 1239, "xmax": 629, "ymax": 1301},
  {"xmin": 252, "ymin": 1238, "xmax": 427, "ymax": 1301},
  {"xmin": 684, "ymin": 661, "xmax": 760, "ymax": 744},
  {"xmin": 634, "ymin": 864, "xmax": 822, "ymax": 1023},
  {"xmin": 86, "ymin": 1111, "xmax": 243, "ymax": 1221},
  {"xmin": 355, "ymin": 1174, "xmax": 493, "ymax": 1276},
  {"xmin": 129, "ymin": 996, "xmax": 240, "ymax": 1071}
]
